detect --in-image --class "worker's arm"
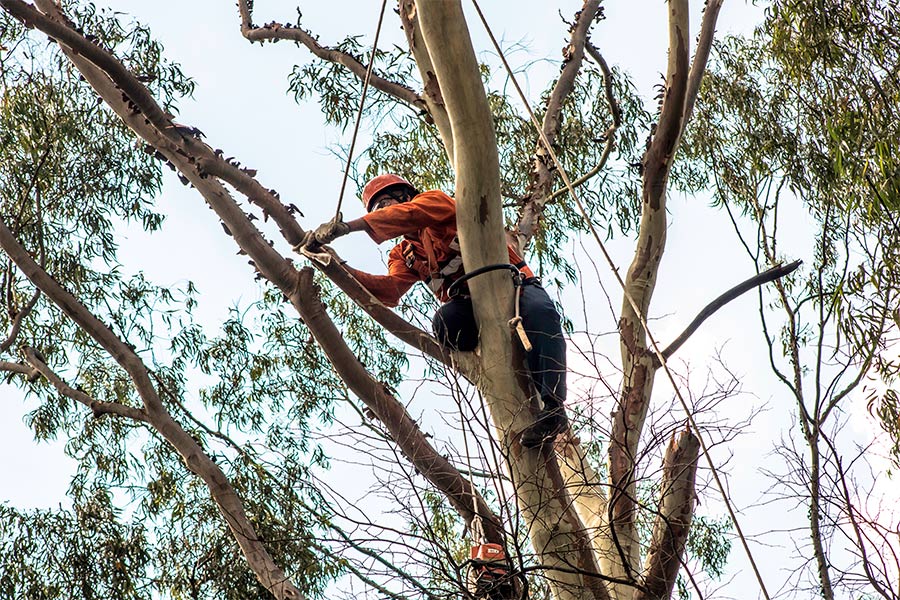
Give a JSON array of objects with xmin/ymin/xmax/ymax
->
[
  {"xmin": 360, "ymin": 190, "xmax": 456, "ymax": 244},
  {"xmin": 343, "ymin": 245, "xmax": 419, "ymax": 307}
]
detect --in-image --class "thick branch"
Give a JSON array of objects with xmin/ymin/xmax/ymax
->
[
  {"xmin": 680, "ymin": 0, "xmax": 723, "ymax": 142},
  {"xmin": 22, "ymin": 346, "xmax": 148, "ymax": 422},
  {"xmin": 661, "ymin": 259, "xmax": 802, "ymax": 360},
  {"xmin": 0, "ymin": 360, "xmax": 38, "ymax": 378},
  {"xmin": 634, "ymin": 429, "xmax": 700, "ymax": 600},
  {"xmin": 609, "ymin": 0, "xmax": 691, "ymax": 585},
  {"xmin": 398, "ymin": 0, "xmax": 455, "ymax": 164},
  {"xmin": 236, "ymin": 0, "xmax": 426, "ymax": 111}
]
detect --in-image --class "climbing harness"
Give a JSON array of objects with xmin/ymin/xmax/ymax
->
[{"xmin": 446, "ymin": 263, "xmax": 532, "ymax": 352}]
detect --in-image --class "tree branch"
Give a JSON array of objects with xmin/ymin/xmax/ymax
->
[
  {"xmin": 608, "ymin": 0, "xmax": 691, "ymax": 585},
  {"xmin": 0, "ymin": 288, "xmax": 39, "ymax": 353},
  {"xmin": 235, "ymin": 0, "xmax": 426, "ymax": 112},
  {"xmin": 660, "ymin": 259, "xmax": 803, "ymax": 360},
  {"xmin": 540, "ymin": 41, "xmax": 621, "ymax": 208},
  {"xmin": 679, "ymin": 0, "xmax": 723, "ymax": 143},
  {"xmin": 21, "ymin": 346, "xmax": 149, "ymax": 422},
  {"xmin": 635, "ymin": 429, "xmax": 700, "ymax": 600},
  {"xmin": 515, "ymin": 1, "xmax": 603, "ymax": 251},
  {"xmin": 398, "ymin": 0, "xmax": 455, "ymax": 164}
]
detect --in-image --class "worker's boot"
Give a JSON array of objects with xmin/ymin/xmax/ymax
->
[{"xmin": 520, "ymin": 405, "xmax": 568, "ymax": 449}]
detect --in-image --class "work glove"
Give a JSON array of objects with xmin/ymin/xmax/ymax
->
[{"xmin": 301, "ymin": 214, "xmax": 350, "ymax": 249}]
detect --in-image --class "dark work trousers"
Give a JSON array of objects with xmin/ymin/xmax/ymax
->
[{"xmin": 432, "ymin": 280, "xmax": 567, "ymax": 410}]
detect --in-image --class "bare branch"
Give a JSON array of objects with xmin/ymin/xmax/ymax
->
[
  {"xmin": 515, "ymin": 1, "xmax": 603, "ymax": 251},
  {"xmin": 235, "ymin": 0, "xmax": 426, "ymax": 112},
  {"xmin": 661, "ymin": 260, "xmax": 803, "ymax": 360},
  {"xmin": 540, "ymin": 41, "xmax": 621, "ymax": 208}
]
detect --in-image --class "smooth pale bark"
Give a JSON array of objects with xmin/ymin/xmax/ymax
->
[
  {"xmin": 415, "ymin": 3, "xmax": 607, "ymax": 600},
  {"xmin": 607, "ymin": 1, "xmax": 690, "ymax": 597},
  {"xmin": 398, "ymin": 0, "xmax": 456, "ymax": 167}
]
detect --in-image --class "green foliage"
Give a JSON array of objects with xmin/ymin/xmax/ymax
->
[
  {"xmin": 682, "ymin": 0, "xmax": 900, "ymax": 468},
  {"xmin": 0, "ymin": 493, "xmax": 151, "ymax": 600}
]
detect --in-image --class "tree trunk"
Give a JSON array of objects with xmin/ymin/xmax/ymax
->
[{"xmin": 415, "ymin": 2, "xmax": 608, "ymax": 599}]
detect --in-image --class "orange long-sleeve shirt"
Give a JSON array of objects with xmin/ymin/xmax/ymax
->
[{"xmin": 345, "ymin": 190, "xmax": 534, "ymax": 306}]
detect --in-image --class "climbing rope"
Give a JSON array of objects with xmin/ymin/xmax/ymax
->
[
  {"xmin": 469, "ymin": 2, "xmax": 772, "ymax": 598},
  {"xmin": 333, "ymin": 0, "xmax": 389, "ymax": 221}
]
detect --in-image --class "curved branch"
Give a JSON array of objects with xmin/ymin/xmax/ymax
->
[
  {"xmin": 236, "ymin": 0, "xmax": 426, "ymax": 112},
  {"xmin": 660, "ymin": 259, "xmax": 803, "ymax": 360},
  {"xmin": 542, "ymin": 41, "xmax": 620, "ymax": 207},
  {"xmin": 22, "ymin": 346, "xmax": 148, "ymax": 422},
  {"xmin": 0, "ymin": 288, "xmax": 40, "ymax": 353}
]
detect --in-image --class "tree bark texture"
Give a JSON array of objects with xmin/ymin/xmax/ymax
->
[
  {"xmin": 607, "ymin": 1, "xmax": 690, "ymax": 596},
  {"xmin": 415, "ymin": 2, "xmax": 609, "ymax": 599}
]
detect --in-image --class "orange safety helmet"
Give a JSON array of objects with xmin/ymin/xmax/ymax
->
[{"xmin": 361, "ymin": 174, "xmax": 415, "ymax": 212}]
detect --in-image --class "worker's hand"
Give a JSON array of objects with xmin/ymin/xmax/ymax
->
[{"xmin": 303, "ymin": 214, "xmax": 351, "ymax": 249}]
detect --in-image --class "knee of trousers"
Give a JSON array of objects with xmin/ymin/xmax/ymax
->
[{"xmin": 432, "ymin": 297, "xmax": 479, "ymax": 351}]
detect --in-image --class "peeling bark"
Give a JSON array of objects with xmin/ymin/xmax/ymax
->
[
  {"xmin": 607, "ymin": 1, "xmax": 690, "ymax": 594},
  {"xmin": 634, "ymin": 430, "xmax": 700, "ymax": 600}
]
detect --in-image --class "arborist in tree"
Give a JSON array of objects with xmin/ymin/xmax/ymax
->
[{"xmin": 301, "ymin": 174, "xmax": 569, "ymax": 448}]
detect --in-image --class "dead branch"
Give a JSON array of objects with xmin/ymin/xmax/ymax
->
[
  {"xmin": 516, "ymin": 0, "xmax": 603, "ymax": 251},
  {"xmin": 236, "ymin": 0, "xmax": 426, "ymax": 112},
  {"xmin": 540, "ymin": 40, "xmax": 621, "ymax": 207},
  {"xmin": 635, "ymin": 429, "xmax": 700, "ymax": 600},
  {"xmin": 660, "ymin": 259, "xmax": 803, "ymax": 361}
]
